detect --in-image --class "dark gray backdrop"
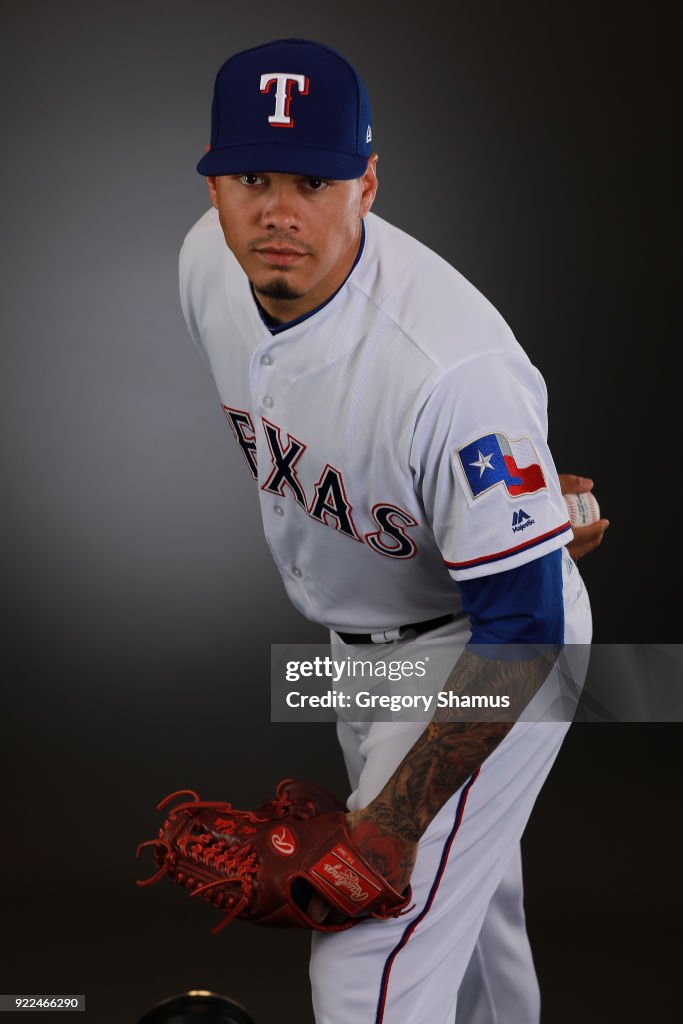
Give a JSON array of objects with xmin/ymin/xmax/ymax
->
[{"xmin": 1, "ymin": 2, "xmax": 678, "ymax": 1022}]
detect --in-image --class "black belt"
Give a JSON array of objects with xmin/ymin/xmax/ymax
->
[{"xmin": 336, "ymin": 613, "xmax": 454, "ymax": 645}]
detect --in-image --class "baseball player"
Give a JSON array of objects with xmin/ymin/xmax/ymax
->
[{"xmin": 179, "ymin": 38, "xmax": 605, "ymax": 1024}]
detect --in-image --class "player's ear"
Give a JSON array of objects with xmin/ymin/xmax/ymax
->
[
  {"xmin": 203, "ymin": 144, "xmax": 220, "ymax": 209},
  {"xmin": 359, "ymin": 153, "xmax": 378, "ymax": 217},
  {"xmin": 207, "ymin": 175, "xmax": 219, "ymax": 209}
]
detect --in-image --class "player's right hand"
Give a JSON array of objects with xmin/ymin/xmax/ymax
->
[{"xmin": 559, "ymin": 474, "xmax": 610, "ymax": 561}]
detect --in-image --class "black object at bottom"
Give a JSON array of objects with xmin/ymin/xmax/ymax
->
[
  {"xmin": 336, "ymin": 612, "xmax": 454, "ymax": 645},
  {"xmin": 136, "ymin": 990, "xmax": 255, "ymax": 1024}
]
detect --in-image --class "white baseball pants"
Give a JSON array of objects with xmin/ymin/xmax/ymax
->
[{"xmin": 310, "ymin": 551, "xmax": 592, "ymax": 1023}]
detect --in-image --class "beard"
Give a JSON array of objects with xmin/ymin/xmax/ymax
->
[{"xmin": 254, "ymin": 275, "xmax": 305, "ymax": 302}]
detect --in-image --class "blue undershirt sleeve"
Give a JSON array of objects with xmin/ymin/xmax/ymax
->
[{"xmin": 458, "ymin": 549, "xmax": 565, "ymax": 648}]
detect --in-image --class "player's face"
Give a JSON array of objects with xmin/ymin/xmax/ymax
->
[{"xmin": 207, "ymin": 156, "xmax": 378, "ymax": 323}]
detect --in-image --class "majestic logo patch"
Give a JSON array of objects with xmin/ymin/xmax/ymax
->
[
  {"xmin": 457, "ymin": 433, "xmax": 546, "ymax": 499},
  {"xmin": 512, "ymin": 508, "xmax": 535, "ymax": 533}
]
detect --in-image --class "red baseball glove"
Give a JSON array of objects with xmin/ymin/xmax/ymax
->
[{"xmin": 136, "ymin": 779, "xmax": 412, "ymax": 934}]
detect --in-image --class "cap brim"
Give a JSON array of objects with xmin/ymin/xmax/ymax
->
[{"xmin": 196, "ymin": 143, "xmax": 368, "ymax": 180}]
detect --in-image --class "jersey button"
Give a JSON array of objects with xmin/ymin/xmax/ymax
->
[
  {"xmin": 263, "ymin": 395, "xmax": 274, "ymax": 409},
  {"xmin": 292, "ymin": 566, "xmax": 302, "ymax": 578},
  {"xmin": 260, "ymin": 354, "xmax": 274, "ymax": 366},
  {"xmin": 274, "ymin": 505, "xmax": 284, "ymax": 516}
]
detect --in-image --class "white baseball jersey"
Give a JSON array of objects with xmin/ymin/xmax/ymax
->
[{"xmin": 179, "ymin": 209, "xmax": 572, "ymax": 634}]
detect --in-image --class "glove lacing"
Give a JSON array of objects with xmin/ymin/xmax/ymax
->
[{"xmin": 136, "ymin": 783, "xmax": 320, "ymax": 934}]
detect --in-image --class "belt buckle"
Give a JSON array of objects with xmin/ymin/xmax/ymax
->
[
  {"xmin": 369, "ymin": 626, "xmax": 421, "ymax": 644},
  {"xmin": 369, "ymin": 628, "xmax": 404, "ymax": 644}
]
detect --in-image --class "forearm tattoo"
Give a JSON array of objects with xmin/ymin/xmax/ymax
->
[
  {"xmin": 364, "ymin": 648, "xmax": 558, "ymax": 845},
  {"xmin": 346, "ymin": 812, "xmax": 418, "ymax": 896}
]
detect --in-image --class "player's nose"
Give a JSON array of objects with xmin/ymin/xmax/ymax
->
[{"xmin": 260, "ymin": 181, "xmax": 303, "ymax": 233}]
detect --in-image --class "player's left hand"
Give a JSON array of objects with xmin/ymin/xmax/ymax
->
[
  {"xmin": 306, "ymin": 808, "xmax": 418, "ymax": 925},
  {"xmin": 559, "ymin": 474, "xmax": 610, "ymax": 561}
]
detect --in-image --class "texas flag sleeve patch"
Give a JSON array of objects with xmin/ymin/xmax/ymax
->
[{"xmin": 457, "ymin": 433, "xmax": 547, "ymax": 499}]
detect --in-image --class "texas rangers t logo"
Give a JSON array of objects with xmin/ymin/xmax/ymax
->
[
  {"xmin": 260, "ymin": 72, "xmax": 310, "ymax": 127},
  {"xmin": 457, "ymin": 432, "xmax": 547, "ymax": 499}
]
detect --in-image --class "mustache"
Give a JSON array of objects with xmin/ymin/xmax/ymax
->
[{"xmin": 248, "ymin": 235, "xmax": 315, "ymax": 255}]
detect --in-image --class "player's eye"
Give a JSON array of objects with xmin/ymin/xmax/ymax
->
[
  {"xmin": 304, "ymin": 178, "xmax": 328, "ymax": 191},
  {"xmin": 238, "ymin": 173, "xmax": 265, "ymax": 186}
]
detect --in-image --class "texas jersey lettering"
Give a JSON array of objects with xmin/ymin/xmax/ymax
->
[{"xmin": 223, "ymin": 405, "xmax": 418, "ymax": 558}]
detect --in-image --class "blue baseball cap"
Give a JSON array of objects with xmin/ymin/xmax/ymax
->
[{"xmin": 196, "ymin": 38, "xmax": 373, "ymax": 180}]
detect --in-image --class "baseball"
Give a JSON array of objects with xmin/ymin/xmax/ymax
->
[{"xmin": 563, "ymin": 491, "xmax": 601, "ymax": 527}]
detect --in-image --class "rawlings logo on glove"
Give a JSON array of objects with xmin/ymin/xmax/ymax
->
[
  {"xmin": 313, "ymin": 847, "xmax": 381, "ymax": 908},
  {"xmin": 270, "ymin": 826, "xmax": 297, "ymax": 856},
  {"xmin": 136, "ymin": 779, "xmax": 413, "ymax": 934}
]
